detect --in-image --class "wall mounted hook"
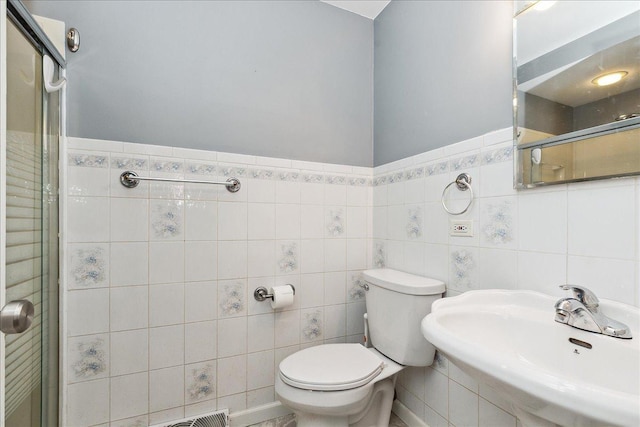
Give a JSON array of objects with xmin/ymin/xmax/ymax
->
[{"xmin": 66, "ymin": 27, "xmax": 80, "ymax": 52}]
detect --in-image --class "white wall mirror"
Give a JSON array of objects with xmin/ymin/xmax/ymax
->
[{"xmin": 514, "ymin": 0, "xmax": 640, "ymax": 187}]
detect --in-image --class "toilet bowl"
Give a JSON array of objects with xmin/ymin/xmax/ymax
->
[
  {"xmin": 275, "ymin": 268, "xmax": 445, "ymax": 426},
  {"xmin": 275, "ymin": 344, "xmax": 403, "ymax": 427}
]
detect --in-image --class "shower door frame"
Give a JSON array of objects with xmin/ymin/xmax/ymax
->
[{"xmin": 1, "ymin": 0, "xmax": 66, "ymax": 425}]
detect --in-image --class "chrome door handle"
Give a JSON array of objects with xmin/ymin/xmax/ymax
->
[{"xmin": 0, "ymin": 300, "xmax": 34, "ymax": 334}]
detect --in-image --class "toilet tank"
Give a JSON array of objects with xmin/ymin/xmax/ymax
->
[{"xmin": 363, "ymin": 268, "xmax": 445, "ymax": 367}]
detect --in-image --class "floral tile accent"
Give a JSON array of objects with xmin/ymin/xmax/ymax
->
[
  {"xmin": 450, "ymin": 249, "xmax": 476, "ymax": 289},
  {"xmin": 278, "ymin": 242, "xmax": 298, "ymax": 273},
  {"xmin": 326, "ymin": 208, "xmax": 345, "ymax": 237},
  {"xmin": 301, "ymin": 309, "xmax": 323, "ymax": 341},
  {"xmin": 482, "ymin": 200, "xmax": 514, "ymax": 245},
  {"xmin": 450, "ymin": 154, "xmax": 479, "ymax": 171},
  {"xmin": 426, "ymin": 161, "xmax": 449, "ymax": 176},
  {"xmin": 219, "ymin": 281, "xmax": 245, "ymax": 317},
  {"xmin": 406, "ymin": 206, "xmax": 423, "ymax": 239},
  {"xmin": 325, "ymin": 175, "xmax": 346, "ymax": 185},
  {"xmin": 219, "ymin": 165, "xmax": 247, "ymax": 177},
  {"xmin": 405, "ymin": 167, "xmax": 425, "ymax": 180},
  {"xmin": 250, "ymin": 168, "xmax": 275, "ymax": 179},
  {"xmin": 111, "ymin": 157, "xmax": 148, "ymax": 170},
  {"xmin": 349, "ymin": 176, "xmax": 370, "ymax": 186},
  {"xmin": 276, "ymin": 170, "xmax": 299, "ymax": 182},
  {"xmin": 302, "ymin": 173, "xmax": 324, "ymax": 184},
  {"xmin": 348, "ymin": 273, "xmax": 367, "ymax": 301},
  {"xmin": 373, "ymin": 176, "xmax": 388, "ymax": 186},
  {"xmin": 185, "ymin": 162, "xmax": 216, "ymax": 175},
  {"xmin": 151, "ymin": 201, "xmax": 183, "ymax": 239},
  {"xmin": 482, "ymin": 146, "xmax": 513, "ymax": 165},
  {"xmin": 70, "ymin": 336, "xmax": 108, "ymax": 381},
  {"xmin": 68, "ymin": 153, "xmax": 108, "ymax": 168},
  {"xmin": 69, "ymin": 244, "xmax": 108, "ymax": 289},
  {"xmin": 186, "ymin": 362, "xmax": 216, "ymax": 403},
  {"xmin": 151, "ymin": 158, "xmax": 183, "ymax": 173},
  {"xmin": 373, "ymin": 242, "xmax": 386, "ymax": 268},
  {"xmin": 388, "ymin": 171, "xmax": 405, "ymax": 184}
]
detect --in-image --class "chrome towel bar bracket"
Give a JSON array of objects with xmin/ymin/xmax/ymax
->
[
  {"xmin": 441, "ymin": 173, "xmax": 473, "ymax": 215},
  {"xmin": 119, "ymin": 170, "xmax": 241, "ymax": 193}
]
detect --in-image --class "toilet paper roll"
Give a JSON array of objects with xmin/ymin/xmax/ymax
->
[{"xmin": 270, "ymin": 285, "xmax": 295, "ymax": 309}]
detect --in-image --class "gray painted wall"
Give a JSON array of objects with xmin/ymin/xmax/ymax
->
[
  {"xmin": 373, "ymin": 0, "xmax": 513, "ymax": 166},
  {"xmin": 26, "ymin": 1, "xmax": 374, "ymax": 166}
]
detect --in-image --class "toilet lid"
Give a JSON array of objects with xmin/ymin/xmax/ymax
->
[{"xmin": 279, "ymin": 344, "xmax": 384, "ymax": 391}]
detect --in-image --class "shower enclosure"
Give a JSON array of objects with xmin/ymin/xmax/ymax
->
[{"xmin": 2, "ymin": 1, "xmax": 63, "ymax": 425}]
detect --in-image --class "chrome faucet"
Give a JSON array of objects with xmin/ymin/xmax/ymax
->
[{"xmin": 554, "ymin": 285, "xmax": 632, "ymax": 339}]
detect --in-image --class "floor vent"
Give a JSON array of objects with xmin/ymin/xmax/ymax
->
[{"xmin": 152, "ymin": 409, "xmax": 229, "ymax": 427}]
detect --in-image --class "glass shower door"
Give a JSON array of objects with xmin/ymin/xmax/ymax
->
[{"xmin": 3, "ymin": 15, "xmax": 59, "ymax": 427}]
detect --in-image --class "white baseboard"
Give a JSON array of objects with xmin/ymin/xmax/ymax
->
[
  {"xmin": 229, "ymin": 399, "xmax": 427, "ymax": 427},
  {"xmin": 230, "ymin": 401, "xmax": 293, "ymax": 426},
  {"xmin": 392, "ymin": 400, "xmax": 429, "ymax": 427}
]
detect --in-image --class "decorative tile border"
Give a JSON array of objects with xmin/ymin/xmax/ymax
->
[
  {"xmin": 405, "ymin": 167, "xmax": 424, "ymax": 180},
  {"xmin": 371, "ymin": 144, "xmax": 512, "ymax": 185},
  {"xmin": 185, "ymin": 162, "xmax": 216, "ymax": 175},
  {"xmin": 325, "ymin": 175, "xmax": 346, "ymax": 185},
  {"xmin": 426, "ymin": 161, "xmax": 449, "ymax": 176},
  {"xmin": 68, "ymin": 153, "xmax": 109, "ymax": 168},
  {"xmin": 111, "ymin": 156, "xmax": 148, "ymax": 170},
  {"xmin": 219, "ymin": 165, "xmax": 248, "ymax": 178},
  {"xmin": 151, "ymin": 158, "xmax": 184, "ymax": 173},
  {"xmin": 69, "ymin": 146, "xmax": 372, "ymax": 186},
  {"xmin": 450, "ymin": 153, "xmax": 479, "ymax": 171},
  {"xmin": 482, "ymin": 146, "xmax": 513, "ymax": 165},
  {"xmin": 250, "ymin": 168, "xmax": 275, "ymax": 180}
]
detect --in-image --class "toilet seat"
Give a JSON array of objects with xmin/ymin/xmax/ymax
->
[{"xmin": 279, "ymin": 344, "xmax": 384, "ymax": 391}]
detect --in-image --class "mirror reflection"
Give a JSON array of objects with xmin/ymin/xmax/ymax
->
[{"xmin": 514, "ymin": 0, "xmax": 640, "ymax": 187}]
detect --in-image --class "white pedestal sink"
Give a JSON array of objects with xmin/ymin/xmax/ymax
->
[{"xmin": 421, "ymin": 290, "xmax": 640, "ymax": 427}]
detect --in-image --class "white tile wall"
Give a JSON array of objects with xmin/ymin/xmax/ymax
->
[
  {"xmin": 65, "ymin": 130, "xmax": 639, "ymax": 427},
  {"xmin": 64, "ymin": 138, "xmax": 373, "ymax": 426},
  {"xmin": 376, "ymin": 128, "xmax": 640, "ymax": 426}
]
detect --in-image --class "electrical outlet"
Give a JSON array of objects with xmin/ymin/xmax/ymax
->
[{"xmin": 450, "ymin": 220, "xmax": 473, "ymax": 237}]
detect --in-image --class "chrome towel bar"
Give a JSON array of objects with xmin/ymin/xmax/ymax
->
[{"xmin": 119, "ymin": 170, "xmax": 241, "ymax": 193}]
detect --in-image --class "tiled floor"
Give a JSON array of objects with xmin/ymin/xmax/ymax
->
[{"xmin": 248, "ymin": 412, "xmax": 408, "ymax": 427}]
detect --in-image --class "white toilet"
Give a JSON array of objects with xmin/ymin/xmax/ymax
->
[{"xmin": 275, "ymin": 268, "xmax": 445, "ymax": 426}]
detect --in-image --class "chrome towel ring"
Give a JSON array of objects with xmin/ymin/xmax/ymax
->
[{"xmin": 441, "ymin": 173, "xmax": 473, "ymax": 215}]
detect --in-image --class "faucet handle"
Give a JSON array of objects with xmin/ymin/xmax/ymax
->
[{"xmin": 559, "ymin": 285, "xmax": 599, "ymax": 309}]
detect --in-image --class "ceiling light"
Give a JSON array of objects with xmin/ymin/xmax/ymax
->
[
  {"xmin": 532, "ymin": 1, "xmax": 557, "ymax": 11},
  {"xmin": 591, "ymin": 71, "xmax": 628, "ymax": 87}
]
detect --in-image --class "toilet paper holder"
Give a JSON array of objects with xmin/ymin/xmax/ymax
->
[{"xmin": 254, "ymin": 285, "xmax": 296, "ymax": 302}]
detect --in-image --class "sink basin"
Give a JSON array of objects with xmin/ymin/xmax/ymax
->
[{"xmin": 421, "ymin": 290, "xmax": 640, "ymax": 427}]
